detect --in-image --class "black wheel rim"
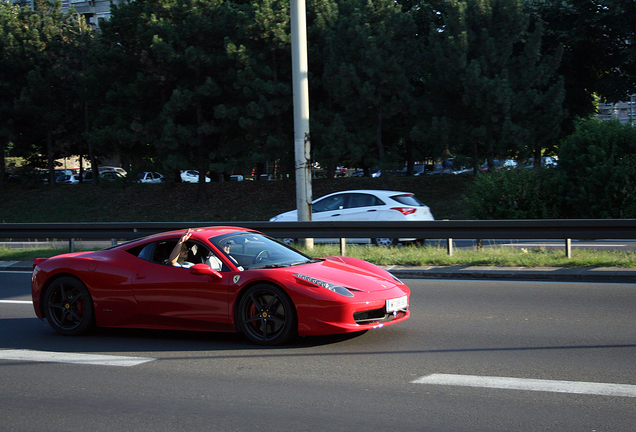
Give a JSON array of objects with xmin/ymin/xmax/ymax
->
[
  {"xmin": 241, "ymin": 288, "xmax": 288, "ymax": 343},
  {"xmin": 47, "ymin": 282, "xmax": 86, "ymax": 331}
]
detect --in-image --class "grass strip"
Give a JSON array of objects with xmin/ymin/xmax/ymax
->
[{"xmin": 4, "ymin": 244, "xmax": 634, "ymax": 268}]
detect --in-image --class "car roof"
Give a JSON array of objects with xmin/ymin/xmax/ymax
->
[{"xmin": 319, "ymin": 190, "xmax": 413, "ymax": 198}]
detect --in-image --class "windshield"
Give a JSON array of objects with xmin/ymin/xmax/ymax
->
[{"xmin": 209, "ymin": 232, "xmax": 318, "ymax": 270}]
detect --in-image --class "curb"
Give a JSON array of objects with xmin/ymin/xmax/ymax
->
[
  {"xmin": 0, "ymin": 261, "xmax": 32, "ymax": 271},
  {"xmin": 381, "ymin": 265, "xmax": 636, "ymax": 283}
]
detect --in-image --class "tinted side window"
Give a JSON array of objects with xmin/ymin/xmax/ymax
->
[
  {"xmin": 125, "ymin": 242, "xmax": 156, "ymax": 261},
  {"xmin": 313, "ymin": 194, "xmax": 346, "ymax": 213},
  {"xmin": 347, "ymin": 193, "xmax": 384, "ymax": 209}
]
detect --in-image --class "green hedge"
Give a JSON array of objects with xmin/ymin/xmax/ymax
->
[{"xmin": 466, "ymin": 119, "xmax": 636, "ymax": 219}]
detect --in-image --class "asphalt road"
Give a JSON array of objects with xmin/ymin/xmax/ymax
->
[{"xmin": 1, "ymin": 272, "xmax": 635, "ymax": 432}]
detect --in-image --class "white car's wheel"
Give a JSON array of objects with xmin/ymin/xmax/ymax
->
[{"xmin": 373, "ymin": 238, "xmax": 397, "ymax": 247}]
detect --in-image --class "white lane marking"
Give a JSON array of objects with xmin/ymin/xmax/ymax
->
[
  {"xmin": 0, "ymin": 300, "xmax": 32, "ymax": 304},
  {"xmin": 0, "ymin": 349, "xmax": 155, "ymax": 367},
  {"xmin": 412, "ymin": 374, "xmax": 636, "ymax": 398}
]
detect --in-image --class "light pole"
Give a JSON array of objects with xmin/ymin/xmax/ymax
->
[{"xmin": 290, "ymin": 0, "xmax": 313, "ymax": 249}]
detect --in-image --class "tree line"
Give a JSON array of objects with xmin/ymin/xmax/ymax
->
[{"xmin": 1, "ymin": 0, "xmax": 635, "ymax": 196}]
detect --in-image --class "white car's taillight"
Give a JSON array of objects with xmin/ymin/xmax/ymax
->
[{"xmin": 391, "ymin": 207, "xmax": 417, "ymax": 216}]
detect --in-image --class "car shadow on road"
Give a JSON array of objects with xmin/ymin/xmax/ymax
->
[
  {"xmin": 1, "ymin": 316, "xmax": 370, "ymax": 353},
  {"xmin": 3, "ymin": 317, "xmax": 635, "ymax": 366}
]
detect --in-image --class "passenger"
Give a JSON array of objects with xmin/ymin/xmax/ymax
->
[
  {"xmin": 205, "ymin": 250, "xmax": 224, "ymax": 271},
  {"xmin": 168, "ymin": 229, "xmax": 195, "ymax": 268}
]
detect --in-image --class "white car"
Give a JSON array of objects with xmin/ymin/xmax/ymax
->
[
  {"xmin": 181, "ymin": 170, "xmax": 211, "ymax": 183},
  {"xmin": 270, "ymin": 189, "xmax": 435, "ymax": 246},
  {"xmin": 137, "ymin": 172, "xmax": 164, "ymax": 183}
]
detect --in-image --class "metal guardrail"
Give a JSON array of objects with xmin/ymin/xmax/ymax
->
[{"xmin": 1, "ymin": 219, "xmax": 635, "ymax": 257}]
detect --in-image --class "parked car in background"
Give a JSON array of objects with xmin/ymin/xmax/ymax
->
[
  {"xmin": 479, "ymin": 159, "xmax": 502, "ymax": 172},
  {"xmin": 98, "ymin": 166, "xmax": 127, "ymax": 177},
  {"xmin": 350, "ymin": 167, "xmax": 381, "ymax": 178},
  {"xmin": 522, "ymin": 156, "xmax": 559, "ymax": 169},
  {"xmin": 542, "ymin": 156, "xmax": 558, "ymax": 167},
  {"xmin": 100, "ymin": 171, "xmax": 126, "ymax": 181},
  {"xmin": 55, "ymin": 174, "xmax": 81, "ymax": 185},
  {"xmin": 137, "ymin": 172, "xmax": 164, "ymax": 183},
  {"xmin": 55, "ymin": 169, "xmax": 74, "ymax": 177},
  {"xmin": 422, "ymin": 163, "xmax": 443, "ymax": 175},
  {"xmin": 42, "ymin": 169, "xmax": 73, "ymax": 183},
  {"xmin": 403, "ymin": 164, "xmax": 428, "ymax": 176},
  {"xmin": 181, "ymin": 170, "xmax": 211, "ymax": 183},
  {"xmin": 270, "ymin": 190, "xmax": 435, "ymax": 246}
]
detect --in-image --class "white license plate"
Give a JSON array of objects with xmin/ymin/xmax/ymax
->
[{"xmin": 386, "ymin": 295, "xmax": 408, "ymax": 313}]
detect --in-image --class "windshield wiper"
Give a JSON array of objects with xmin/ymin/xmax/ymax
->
[
  {"xmin": 249, "ymin": 259, "xmax": 319, "ymax": 270},
  {"xmin": 290, "ymin": 259, "xmax": 320, "ymax": 266},
  {"xmin": 247, "ymin": 263, "xmax": 288, "ymax": 270}
]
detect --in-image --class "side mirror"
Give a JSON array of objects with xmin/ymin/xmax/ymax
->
[{"xmin": 189, "ymin": 263, "xmax": 222, "ymax": 279}]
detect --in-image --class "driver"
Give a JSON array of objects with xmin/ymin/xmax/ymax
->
[{"xmin": 207, "ymin": 241, "xmax": 243, "ymax": 271}]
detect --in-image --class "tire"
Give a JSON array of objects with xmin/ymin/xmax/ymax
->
[
  {"xmin": 373, "ymin": 237, "xmax": 397, "ymax": 247},
  {"xmin": 237, "ymin": 284, "xmax": 297, "ymax": 345},
  {"xmin": 44, "ymin": 276, "xmax": 95, "ymax": 336}
]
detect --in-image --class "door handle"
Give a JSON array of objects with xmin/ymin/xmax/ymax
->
[{"xmin": 135, "ymin": 273, "xmax": 146, "ymax": 280}]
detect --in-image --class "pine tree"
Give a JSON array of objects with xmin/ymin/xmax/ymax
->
[
  {"xmin": 315, "ymin": 0, "xmax": 418, "ymax": 183},
  {"xmin": 424, "ymin": 0, "xmax": 564, "ymax": 171},
  {"xmin": 13, "ymin": 0, "xmax": 92, "ymax": 186}
]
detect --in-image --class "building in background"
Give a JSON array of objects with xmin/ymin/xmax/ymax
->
[
  {"xmin": 13, "ymin": 0, "xmax": 123, "ymax": 28},
  {"xmin": 62, "ymin": 0, "xmax": 124, "ymax": 27},
  {"xmin": 597, "ymin": 96, "xmax": 636, "ymax": 126}
]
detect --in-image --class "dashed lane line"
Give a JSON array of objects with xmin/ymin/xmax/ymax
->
[
  {"xmin": 412, "ymin": 374, "xmax": 636, "ymax": 398},
  {"xmin": 0, "ymin": 349, "xmax": 156, "ymax": 367}
]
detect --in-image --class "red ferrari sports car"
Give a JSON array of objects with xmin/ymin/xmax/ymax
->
[{"xmin": 31, "ymin": 227, "xmax": 410, "ymax": 345}]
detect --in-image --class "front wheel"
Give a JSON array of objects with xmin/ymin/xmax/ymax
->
[
  {"xmin": 44, "ymin": 276, "xmax": 95, "ymax": 336},
  {"xmin": 237, "ymin": 284, "xmax": 297, "ymax": 345}
]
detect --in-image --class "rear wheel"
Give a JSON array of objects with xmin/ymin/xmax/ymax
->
[
  {"xmin": 237, "ymin": 284, "xmax": 296, "ymax": 345},
  {"xmin": 44, "ymin": 276, "xmax": 95, "ymax": 336},
  {"xmin": 373, "ymin": 237, "xmax": 397, "ymax": 247}
]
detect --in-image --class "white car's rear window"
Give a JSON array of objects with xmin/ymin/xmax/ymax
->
[{"xmin": 391, "ymin": 194, "xmax": 424, "ymax": 206}]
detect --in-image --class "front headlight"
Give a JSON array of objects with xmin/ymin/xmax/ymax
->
[{"xmin": 294, "ymin": 274, "xmax": 354, "ymax": 297}]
